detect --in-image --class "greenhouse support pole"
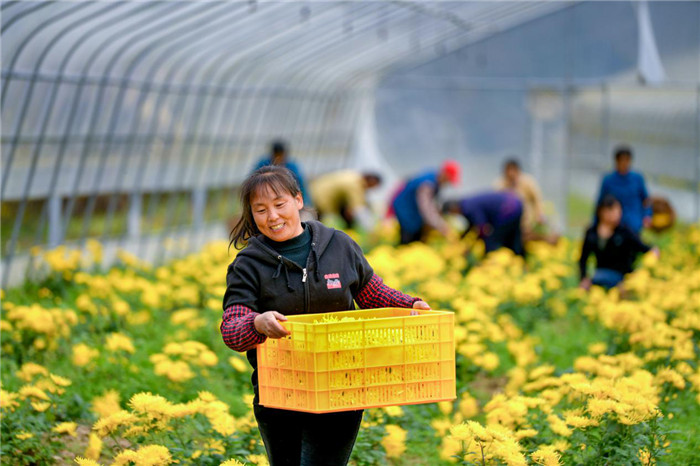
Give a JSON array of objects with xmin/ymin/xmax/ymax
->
[
  {"xmin": 562, "ymin": 85, "xmax": 573, "ymax": 233},
  {"xmin": 601, "ymin": 82, "xmax": 610, "ymax": 166},
  {"xmin": 48, "ymin": 195, "xmax": 62, "ymax": 248},
  {"xmin": 128, "ymin": 193, "xmax": 142, "ymax": 238},
  {"xmin": 24, "ymin": 2, "xmax": 165, "ymax": 279},
  {"xmin": 696, "ymin": 85, "xmax": 700, "ymax": 223}
]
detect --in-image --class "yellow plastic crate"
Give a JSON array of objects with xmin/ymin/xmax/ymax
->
[{"xmin": 257, "ymin": 308, "xmax": 455, "ymax": 413}]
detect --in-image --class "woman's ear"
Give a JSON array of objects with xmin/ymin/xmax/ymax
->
[{"xmin": 295, "ymin": 192, "xmax": 304, "ymax": 210}]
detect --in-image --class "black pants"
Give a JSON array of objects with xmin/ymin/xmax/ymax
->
[{"xmin": 254, "ymin": 404, "xmax": 363, "ymax": 466}]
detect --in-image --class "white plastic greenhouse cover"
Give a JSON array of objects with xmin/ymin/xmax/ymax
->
[
  {"xmin": 1, "ymin": 1, "xmax": 566, "ymax": 200},
  {"xmin": 1, "ymin": 1, "xmax": 570, "ymax": 287}
]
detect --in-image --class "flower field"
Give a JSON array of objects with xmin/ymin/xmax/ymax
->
[{"xmin": 1, "ymin": 225, "xmax": 700, "ymax": 465}]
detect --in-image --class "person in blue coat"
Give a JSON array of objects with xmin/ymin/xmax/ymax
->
[
  {"xmin": 254, "ymin": 140, "xmax": 311, "ymax": 205},
  {"xmin": 595, "ymin": 146, "xmax": 652, "ymax": 235},
  {"xmin": 443, "ymin": 191, "xmax": 524, "ymax": 257},
  {"xmin": 390, "ymin": 160, "xmax": 461, "ymax": 244}
]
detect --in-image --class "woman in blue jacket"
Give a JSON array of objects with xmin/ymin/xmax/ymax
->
[
  {"xmin": 221, "ymin": 165, "xmax": 431, "ymax": 466},
  {"xmin": 594, "ymin": 146, "xmax": 652, "ymax": 235}
]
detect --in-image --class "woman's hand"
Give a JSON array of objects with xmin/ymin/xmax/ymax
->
[
  {"xmin": 579, "ymin": 278, "xmax": 592, "ymax": 291},
  {"xmin": 254, "ymin": 311, "xmax": 291, "ymax": 339},
  {"xmin": 411, "ymin": 300, "xmax": 431, "ymax": 315}
]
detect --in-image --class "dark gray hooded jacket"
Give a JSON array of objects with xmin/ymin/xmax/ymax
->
[{"xmin": 223, "ymin": 221, "xmax": 375, "ymax": 395}]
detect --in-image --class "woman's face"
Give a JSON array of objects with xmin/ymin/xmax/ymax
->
[
  {"xmin": 251, "ymin": 186, "xmax": 304, "ymax": 242},
  {"xmin": 600, "ymin": 203, "xmax": 622, "ymax": 226}
]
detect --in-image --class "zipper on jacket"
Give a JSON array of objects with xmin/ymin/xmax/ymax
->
[{"xmin": 303, "ymin": 242, "xmax": 315, "ymax": 313}]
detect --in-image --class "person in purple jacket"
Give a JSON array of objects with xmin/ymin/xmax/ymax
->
[
  {"xmin": 443, "ymin": 191, "xmax": 524, "ymax": 257},
  {"xmin": 595, "ymin": 146, "xmax": 652, "ymax": 235}
]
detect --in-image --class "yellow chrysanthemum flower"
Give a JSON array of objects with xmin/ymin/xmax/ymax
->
[
  {"xmin": 93, "ymin": 410, "xmax": 138, "ymax": 437},
  {"xmin": 75, "ymin": 456, "xmax": 101, "ymax": 466},
  {"xmin": 220, "ymin": 460, "xmax": 247, "ymax": 466},
  {"xmin": 229, "ymin": 356, "xmax": 249, "ymax": 372},
  {"xmin": 18, "ymin": 385, "xmax": 50, "ymax": 401},
  {"xmin": 16, "ymin": 362, "xmax": 50, "ymax": 382},
  {"xmin": 91, "ymin": 390, "xmax": 121, "ymax": 418},
  {"xmin": 73, "ymin": 343, "xmax": 100, "ymax": 367},
  {"xmin": 105, "ymin": 332, "xmax": 135, "ymax": 354},
  {"xmin": 531, "ymin": 445, "xmax": 562, "ymax": 466},
  {"xmin": 381, "ymin": 424, "xmax": 407, "ymax": 458},
  {"xmin": 53, "ymin": 421, "xmax": 78, "ymax": 436},
  {"xmin": 84, "ymin": 433, "xmax": 103, "ymax": 460}
]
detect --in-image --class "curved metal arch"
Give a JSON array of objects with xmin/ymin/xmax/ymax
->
[
  {"xmin": 1, "ymin": 2, "xmax": 91, "ymax": 107},
  {"xmin": 22, "ymin": 2, "xmax": 181, "ymax": 261},
  {"xmin": 139, "ymin": 3, "xmax": 354, "ymax": 252},
  {"xmin": 228, "ymin": 3, "xmax": 420, "ymax": 175},
  {"xmin": 286, "ymin": 0, "xmax": 552, "ymax": 144},
  {"xmin": 53, "ymin": 5, "xmax": 201, "ymax": 242},
  {"xmin": 160, "ymin": 0, "xmax": 404, "ymax": 193},
  {"xmin": 209, "ymin": 3, "xmax": 387, "ymax": 180},
  {"xmin": 163, "ymin": 4, "xmax": 353, "ymax": 248},
  {"xmin": 306, "ymin": 4, "xmax": 548, "ymax": 167},
  {"xmin": 102, "ymin": 4, "xmax": 302, "ymax": 252},
  {"xmin": 0, "ymin": 2, "xmax": 55, "ymax": 51},
  {"xmin": 138, "ymin": 7, "xmax": 325, "ymax": 257},
  {"xmin": 72, "ymin": 3, "xmax": 246, "ymax": 242},
  {"xmin": 177, "ymin": 3, "xmax": 348, "ymax": 174},
  {"xmin": 200, "ymin": 3, "xmax": 382, "ymax": 211},
  {"xmin": 1, "ymin": 3, "xmax": 122, "ymax": 198},
  {"xmin": 279, "ymin": 3, "xmax": 498, "ymax": 171},
  {"xmin": 18, "ymin": 1, "xmax": 162, "ymax": 218},
  {"xmin": 97, "ymin": 3, "xmax": 275, "ymax": 242},
  {"xmin": 59, "ymin": 2, "xmax": 224, "ymax": 241},
  {"xmin": 7, "ymin": 4, "xmax": 194, "ymax": 284},
  {"xmin": 191, "ymin": 4, "xmax": 373, "ymax": 231},
  {"xmin": 1, "ymin": 4, "xmax": 132, "ymax": 282},
  {"xmin": 167, "ymin": 2, "xmax": 337, "ymax": 88}
]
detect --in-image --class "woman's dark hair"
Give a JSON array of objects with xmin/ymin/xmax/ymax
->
[
  {"xmin": 614, "ymin": 145, "xmax": 633, "ymax": 161},
  {"xmin": 362, "ymin": 171, "xmax": 383, "ymax": 185},
  {"xmin": 503, "ymin": 158, "xmax": 521, "ymax": 171},
  {"xmin": 271, "ymin": 139, "xmax": 287, "ymax": 156},
  {"xmin": 441, "ymin": 199, "xmax": 461, "ymax": 215},
  {"xmin": 229, "ymin": 165, "xmax": 301, "ymax": 250},
  {"xmin": 595, "ymin": 194, "xmax": 620, "ymax": 221}
]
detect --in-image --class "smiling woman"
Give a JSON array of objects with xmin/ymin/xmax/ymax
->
[
  {"xmin": 251, "ymin": 180, "xmax": 305, "ymax": 243},
  {"xmin": 229, "ymin": 166, "xmax": 306, "ymax": 250},
  {"xmin": 221, "ymin": 165, "xmax": 430, "ymax": 466}
]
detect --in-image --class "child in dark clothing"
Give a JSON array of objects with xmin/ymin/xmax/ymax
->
[
  {"xmin": 579, "ymin": 195, "xmax": 658, "ymax": 290},
  {"xmin": 221, "ymin": 165, "xmax": 431, "ymax": 466}
]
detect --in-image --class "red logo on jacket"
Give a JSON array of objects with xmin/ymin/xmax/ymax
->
[{"xmin": 324, "ymin": 273, "xmax": 341, "ymax": 290}]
